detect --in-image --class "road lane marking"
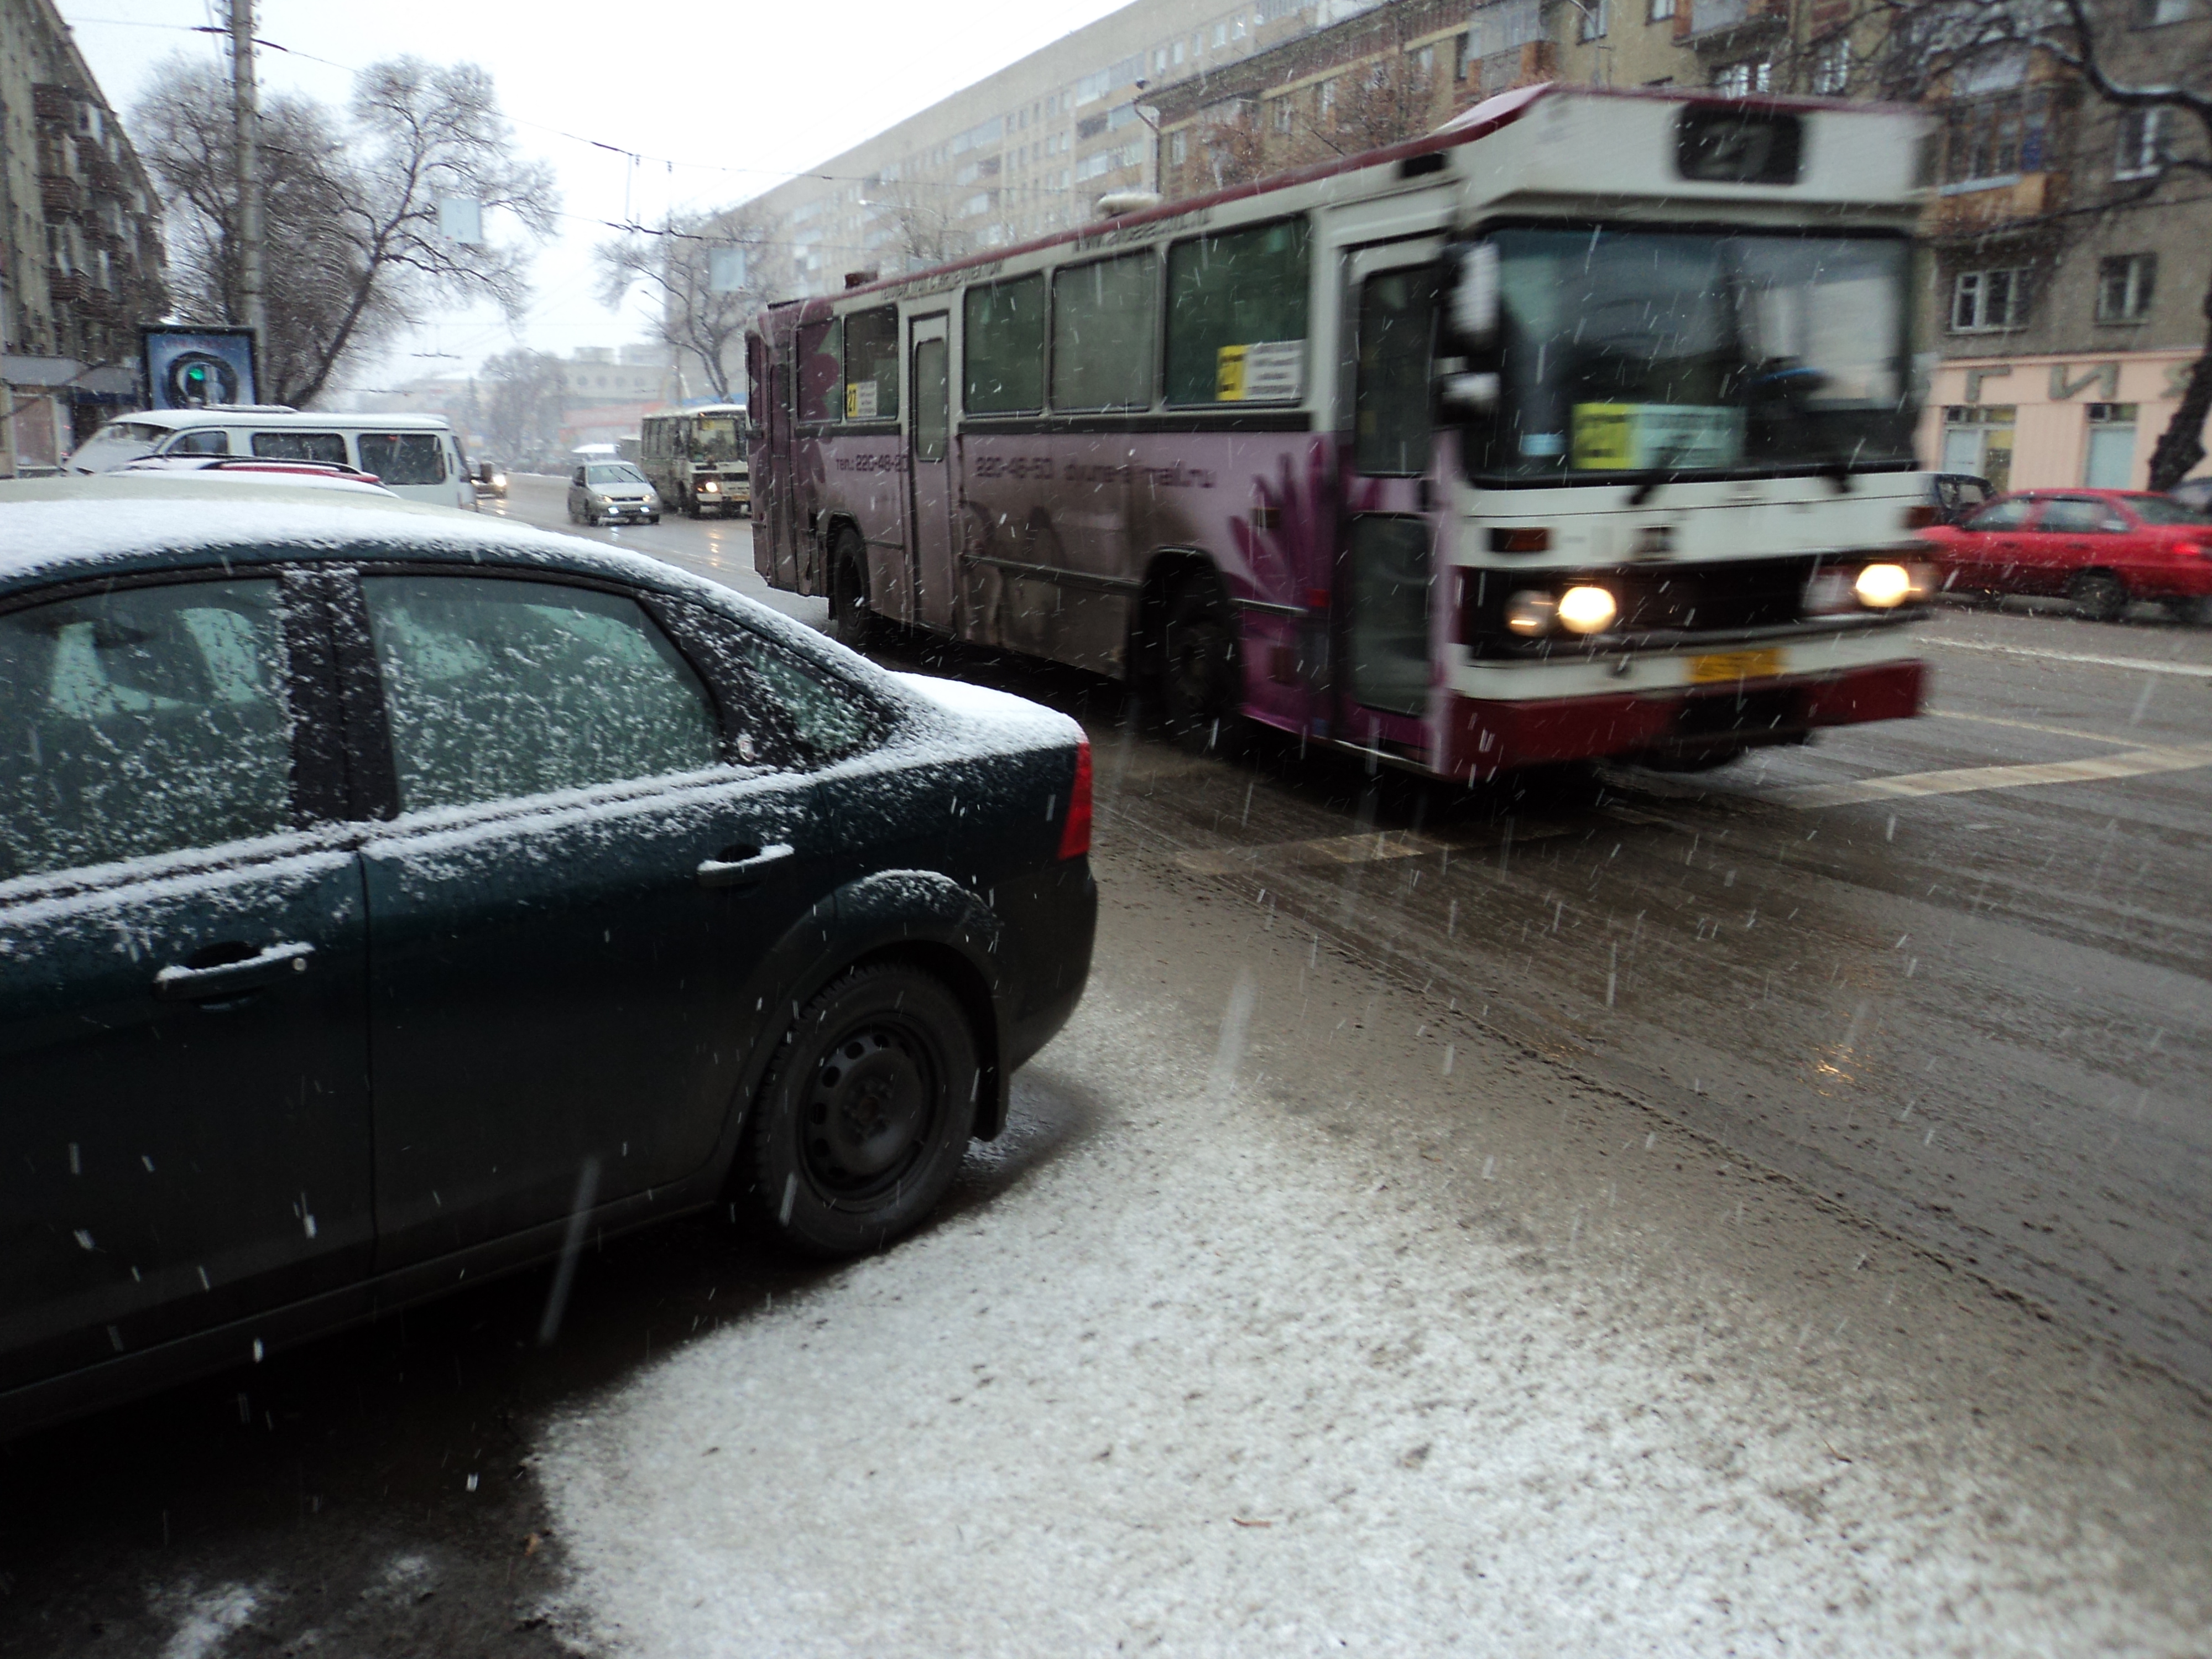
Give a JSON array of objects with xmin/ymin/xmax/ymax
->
[
  {"xmin": 1174, "ymin": 821, "xmax": 1575, "ymax": 875},
  {"xmin": 1923, "ymin": 637, "xmax": 2212, "ymax": 679},
  {"xmin": 1768, "ymin": 740, "xmax": 2212, "ymax": 808},
  {"xmin": 1926, "ymin": 709, "xmax": 2139, "ymax": 747}
]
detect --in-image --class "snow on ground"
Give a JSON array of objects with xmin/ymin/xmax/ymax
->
[{"xmin": 535, "ymin": 982, "xmax": 2199, "ymax": 1656}]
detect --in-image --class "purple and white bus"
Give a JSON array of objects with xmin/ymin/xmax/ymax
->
[{"xmin": 748, "ymin": 84, "xmax": 1938, "ymax": 780}]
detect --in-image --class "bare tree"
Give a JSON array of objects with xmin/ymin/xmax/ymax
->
[
  {"xmin": 477, "ymin": 348, "xmax": 568, "ymax": 465},
  {"xmin": 869, "ymin": 181, "xmax": 971, "ymax": 276},
  {"xmin": 596, "ymin": 208, "xmax": 775, "ymax": 401},
  {"xmin": 133, "ymin": 53, "xmax": 559, "ymax": 408},
  {"xmin": 1322, "ymin": 51, "xmax": 1439, "ymax": 155}
]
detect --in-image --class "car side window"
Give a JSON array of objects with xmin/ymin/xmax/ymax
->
[
  {"xmin": 0, "ymin": 580, "xmax": 293, "ymax": 883},
  {"xmin": 358, "ymin": 432, "xmax": 448, "ymax": 485},
  {"xmin": 742, "ymin": 645, "xmax": 877, "ymax": 761},
  {"xmin": 169, "ymin": 429, "xmax": 231, "ymax": 456},
  {"xmin": 360, "ymin": 576, "xmax": 720, "ymax": 813},
  {"xmin": 1965, "ymin": 499, "xmax": 2032, "ymax": 531},
  {"xmin": 252, "ymin": 431, "xmax": 349, "ymax": 465},
  {"xmin": 2041, "ymin": 499, "xmax": 2119, "ymax": 533},
  {"xmin": 572, "ymin": 467, "xmax": 587, "ymax": 487}
]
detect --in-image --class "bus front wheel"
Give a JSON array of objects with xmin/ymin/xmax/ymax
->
[{"xmin": 1158, "ymin": 570, "xmax": 1241, "ymax": 755}]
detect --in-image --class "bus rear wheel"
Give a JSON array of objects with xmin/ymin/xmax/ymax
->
[
  {"xmin": 1158, "ymin": 570, "xmax": 1241, "ymax": 755},
  {"xmin": 830, "ymin": 530, "xmax": 877, "ymax": 650}
]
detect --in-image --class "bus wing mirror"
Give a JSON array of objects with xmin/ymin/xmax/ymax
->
[{"xmin": 1448, "ymin": 242, "xmax": 1500, "ymax": 352}]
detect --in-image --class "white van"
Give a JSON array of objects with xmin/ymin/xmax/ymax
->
[{"xmin": 67, "ymin": 409, "xmax": 478, "ymax": 510}]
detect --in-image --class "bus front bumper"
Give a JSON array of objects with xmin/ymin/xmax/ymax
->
[{"xmin": 1447, "ymin": 658, "xmax": 1924, "ymax": 780}]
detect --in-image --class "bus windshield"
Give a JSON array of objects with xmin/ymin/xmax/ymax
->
[
  {"xmin": 1470, "ymin": 227, "xmax": 1914, "ymax": 483},
  {"xmin": 691, "ymin": 416, "xmax": 745, "ymax": 463}
]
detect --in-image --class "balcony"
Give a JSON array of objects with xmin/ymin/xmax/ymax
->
[
  {"xmin": 1684, "ymin": 0, "xmax": 1787, "ymax": 44},
  {"xmin": 1929, "ymin": 170, "xmax": 2064, "ymax": 235},
  {"xmin": 32, "ymin": 84, "xmax": 78, "ymax": 126},
  {"xmin": 46, "ymin": 268, "xmax": 87, "ymax": 305},
  {"xmin": 38, "ymin": 173, "xmax": 81, "ymax": 221}
]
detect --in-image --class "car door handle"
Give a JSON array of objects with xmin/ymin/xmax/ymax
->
[
  {"xmin": 696, "ymin": 843, "xmax": 794, "ymax": 889},
  {"xmin": 154, "ymin": 941, "xmax": 315, "ymax": 1001}
]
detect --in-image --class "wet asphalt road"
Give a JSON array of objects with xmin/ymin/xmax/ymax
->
[
  {"xmin": 1, "ymin": 478, "xmax": 2204, "ymax": 1653},
  {"xmin": 494, "ymin": 473, "xmax": 2212, "ymax": 1389}
]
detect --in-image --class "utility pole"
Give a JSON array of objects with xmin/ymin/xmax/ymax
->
[{"xmin": 229, "ymin": 0, "xmax": 266, "ymax": 385}]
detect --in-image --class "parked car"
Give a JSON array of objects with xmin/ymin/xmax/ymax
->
[
  {"xmin": 568, "ymin": 460, "xmax": 660, "ymax": 526},
  {"xmin": 0, "ymin": 476, "xmax": 1095, "ymax": 1436},
  {"xmin": 66, "ymin": 410, "xmax": 477, "ymax": 512},
  {"xmin": 473, "ymin": 460, "xmax": 509, "ymax": 499},
  {"xmin": 1919, "ymin": 488, "xmax": 2212, "ymax": 622},
  {"xmin": 1928, "ymin": 472, "xmax": 1995, "ymax": 526},
  {"xmin": 2171, "ymin": 477, "xmax": 2212, "ymax": 515}
]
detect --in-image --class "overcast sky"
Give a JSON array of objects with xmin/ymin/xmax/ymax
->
[{"xmin": 58, "ymin": 0, "xmax": 1131, "ymax": 388}]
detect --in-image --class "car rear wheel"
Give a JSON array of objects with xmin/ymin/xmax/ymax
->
[
  {"xmin": 738, "ymin": 964, "xmax": 979, "ymax": 1258},
  {"xmin": 2070, "ymin": 570, "xmax": 2128, "ymax": 623}
]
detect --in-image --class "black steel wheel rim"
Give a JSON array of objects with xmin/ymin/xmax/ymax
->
[{"xmin": 800, "ymin": 1017, "xmax": 942, "ymax": 1202}]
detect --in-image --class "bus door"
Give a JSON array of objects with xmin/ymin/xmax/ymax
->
[
  {"xmin": 906, "ymin": 314, "xmax": 957, "ymax": 632},
  {"xmin": 1340, "ymin": 239, "xmax": 1445, "ymax": 750}
]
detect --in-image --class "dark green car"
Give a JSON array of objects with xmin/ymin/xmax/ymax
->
[{"xmin": 0, "ymin": 477, "xmax": 1095, "ymax": 1436}]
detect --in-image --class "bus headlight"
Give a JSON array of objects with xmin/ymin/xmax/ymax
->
[
  {"xmin": 1854, "ymin": 562, "xmax": 1916, "ymax": 608},
  {"xmin": 1505, "ymin": 591, "xmax": 1557, "ymax": 637},
  {"xmin": 700, "ymin": 478, "xmax": 720, "ymax": 494},
  {"xmin": 1557, "ymin": 585, "xmax": 1619, "ymax": 634}
]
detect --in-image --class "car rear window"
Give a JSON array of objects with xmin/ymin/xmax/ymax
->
[{"xmin": 2130, "ymin": 496, "xmax": 2211, "ymax": 526}]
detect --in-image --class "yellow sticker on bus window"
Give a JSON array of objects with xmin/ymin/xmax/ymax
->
[{"xmin": 1217, "ymin": 344, "xmax": 1249, "ymax": 401}]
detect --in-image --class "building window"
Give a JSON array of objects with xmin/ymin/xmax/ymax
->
[
  {"xmin": 1271, "ymin": 96, "xmax": 1293, "ymax": 132},
  {"xmin": 1812, "ymin": 36, "xmax": 1851, "ymax": 94},
  {"xmin": 1319, "ymin": 79, "xmax": 1337, "ymax": 118},
  {"xmin": 1415, "ymin": 44, "xmax": 1436, "ymax": 77},
  {"xmin": 2136, "ymin": 0, "xmax": 2192, "ymax": 22},
  {"xmin": 2096, "ymin": 253, "xmax": 2157, "ymax": 321},
  {"xmin": 2114, "ymin": 108, "xmax": 2171, "ymax": 178},
  {"xmin": 2084, "ymin": 403, "xmax": 2139, "ymax": 488},
  {"xmin": 1648, "ymin": 0, "xmax": 1675, "ymax": 18},
  {"xmin": 1944, "ymin": 90, "xmax": 2052, "ymax": 185},
  {"xmin": 1942, "ymin": 404, "xmax": 2017, "ymax": 493},
  {"xmin": 1455, "ymin": 30, "xmax": 1474, "ymax": 78},
  {"xmin": 1169, "ymin": 129, "xmax": 1188, "ymax": 165},
  {"xmin": 1711, "ymin": 59, "xmax": 1772, "ymax": 96},
  {"xmin": 1579, "ymin": 0, "xmax": 1610, "ymax": 39},
  {"xmin": 1951, "ymin": 267, "xmax": 2028, "ymax": 332}
]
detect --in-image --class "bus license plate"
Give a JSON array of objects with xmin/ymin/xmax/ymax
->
[{"xmin": 1689, "ymin": 648, "xmax": 1785, "ymax": 685}]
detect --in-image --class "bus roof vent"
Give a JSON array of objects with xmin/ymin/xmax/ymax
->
[{"xmin": 1096, "ymin": 190, "xmax": 1161, "ymax": 218}]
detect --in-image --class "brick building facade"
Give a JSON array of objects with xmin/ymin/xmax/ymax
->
[{"xmin": 1, "ymin": 0, "xmax": 167, "ymax": 474}]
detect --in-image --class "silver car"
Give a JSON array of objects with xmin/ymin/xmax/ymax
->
[{"xmin": 567, "ymin": 461, "xmax": 660, "ymax": 526}]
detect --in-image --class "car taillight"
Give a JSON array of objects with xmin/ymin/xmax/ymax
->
[{"xmin": 1057, "ymin": 736, "xmax": 1092, "ymax": 860}]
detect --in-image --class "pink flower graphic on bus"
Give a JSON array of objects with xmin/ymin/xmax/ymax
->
[{"xmin": 1227, "ymin": 440, "xmax": 1335, "ymax": 606}]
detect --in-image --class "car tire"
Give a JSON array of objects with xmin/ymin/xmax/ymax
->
[
  {"xmin": 829, "ymin": 529, "xmax": 877, "ymax": 649},
  {"xmin": 648, "ymin": 514, "xmax": 661, "ymax": 524},
  {"xmin": 737, "ymin": 964, "xmax": 979, "ymax": 1259},
  {"xmin": 2070, "ymin": 570, "xmax": 2128, "ymax": 624},
  {"xmin": 1157, "ymin": 567, "xmax": 1243, "ymax": 755}
]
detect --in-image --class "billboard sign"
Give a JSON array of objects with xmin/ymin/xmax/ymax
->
[{"xmin": 142, "ymin": 327, "xmax": 259, "ymax": 410}]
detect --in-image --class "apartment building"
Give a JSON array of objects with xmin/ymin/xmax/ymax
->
[
  {"xmin": 1151, "ymin": 0, "xmax": 1552, "ymax": 196},
  {"xmin": 1, "ymin": 0, "xmax": 167, "ymax": 474},
  {"xmin": 744, "ymin": 0, "xmax": 1387, "ymax": 295}
]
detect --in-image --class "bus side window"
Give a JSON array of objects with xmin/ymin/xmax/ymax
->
[
  {"xmin": 797, "ymin": 319, "xmax": 843, "ymax": 422},
  {"xmin": 964, "ymin": 274, "xmax": 1046, "ymax": 414},
  {"xmin": 1165, "ymin": 217, "xmax": 1310, "ymax": 407},
  {"xmin": 169, "ymin": 429, "xmax": 230, "ymax": 456},
  {"xmin": 843, "ymin": 307, "xmax": 899, "ymax": 421},
  {"xmin": 1051, "ymin": 253, "xmax": 1156, "ymax": 411}
]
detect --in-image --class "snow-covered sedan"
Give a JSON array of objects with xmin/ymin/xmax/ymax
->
[{"xmin": 0, "ymin": 476, "xmax": 1095, "ymax": 1434}]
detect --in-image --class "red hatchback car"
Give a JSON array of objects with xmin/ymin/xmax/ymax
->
[{"xmin": 1922, "ymin": 489, "xmax": 2212, "ymax": 622}]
